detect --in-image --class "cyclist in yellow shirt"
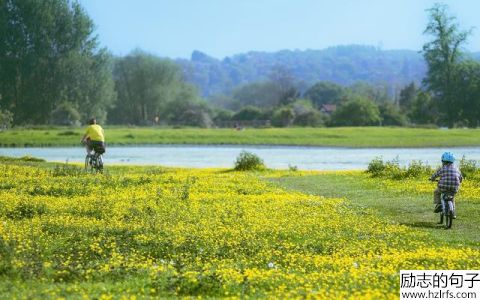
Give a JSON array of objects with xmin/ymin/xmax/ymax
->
[{"xmin": 81, "ymin": 118, "xmax": 106, "ymax": 155}]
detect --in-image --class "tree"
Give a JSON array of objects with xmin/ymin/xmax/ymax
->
[
  {"xmin": 268, "ymin": 65, "xmax": 299, "ymax": 105},
  {"xmin": 452, "ymin": 60, "xmax": 480, "ymax": 127},
  {"xmin": 408, "ymin": 91, "xmax": 438, "ymax": 125},
  {"xmin": 231, "ymin": 81, "xmax": 283, "ymax": 109},
  {"xmin": 422, "ymin": 3, "xmax": 472, "ymax": 126},
  {"xmin": 164, "ymin": 89, "xmax": 213, "ymax": 128},
  {"xmin": 0, "ymin": 0, "xmax": 115, "ymax": 124},
  {"xmin": 378, "ymin": 102, "xmax": 407, "ymax": 126},
  {"xmin": 110, "ymin": 50, "xmax": 197, "ymax": 125},
  {"xmin": 231, "ymin": 106, "xmax": 264, "ymax": 121},
  {"xmin": 398, "ymin": 82, "xmax": 417, "ymax": 112},
  {"xmin": 304, "ymin": 81, "xmax": 346, "ymax": 108},
  {"xmin": 271, "ymin": 106, "xmax": 295, "ymax": 127},
  {"xmin": 329, "ymin": 97, "xmax": 381, "ymax": 126},
  {"xmin": 347, "ymin": 82, "xmax": 390, "ymax": 104},
  {"xmin": 0, "ymin": 108, "xmax": 13, "ymax": 129}
]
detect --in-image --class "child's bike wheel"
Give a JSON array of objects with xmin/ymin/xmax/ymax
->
[{"xmin": 445, "ymin": 202, "xmax": 454, "ymax": 229}]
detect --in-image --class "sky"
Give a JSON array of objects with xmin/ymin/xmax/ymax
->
[{"xmin": 79, "ymin": 0, "xmax": 480, "ymax": 59}]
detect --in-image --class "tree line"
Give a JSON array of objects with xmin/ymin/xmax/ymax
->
[{"xmin": 0, "ymin": 1, "xmax": 479, "ymax": 128}]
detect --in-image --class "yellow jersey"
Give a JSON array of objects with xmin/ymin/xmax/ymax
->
[{"xmin": 85, "ymin": 124, "xmax": 105, "ymax": 142}]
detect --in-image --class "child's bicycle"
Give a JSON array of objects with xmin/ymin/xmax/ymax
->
[{"xmin": 438, "ymin": 192, "xmax": 455, "ymax": 229}]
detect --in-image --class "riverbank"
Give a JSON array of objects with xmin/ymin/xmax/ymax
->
[{"xmin": 1, "ymin": 126, "xmax": 479, "ymax": 148}]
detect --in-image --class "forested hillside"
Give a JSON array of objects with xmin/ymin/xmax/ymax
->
[{"xmin": 177, "ymin": 45, "xmax": 479, "ymax": 97}]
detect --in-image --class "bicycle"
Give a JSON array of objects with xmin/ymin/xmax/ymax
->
[
  {"xmin": 438, "ymin": 192, "xmax": 455, "ymax": 229},
  {"xmin": 85, "ymin": 151, "xmax": 104, "ymax": 173},
  {"xmin": 82, "ymin": 140, "xmax": 105, "ymax": 173}
]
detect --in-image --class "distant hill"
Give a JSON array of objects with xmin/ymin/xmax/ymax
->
[{"xmin": 176, "ymin": 45, "xmax": 480, "ymax": 97}]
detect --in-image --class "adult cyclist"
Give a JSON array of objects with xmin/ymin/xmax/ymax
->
[{"xmin": 81, "ymin": 118, "xmax": 106, "ymax": 155}]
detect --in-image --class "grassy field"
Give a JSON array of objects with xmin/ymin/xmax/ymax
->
[
  {"xmin": 273, "ymin": 171, "xmax": 480, "ymax": 247},
  {"xmin": 1, "ymin": 126, "xmax": 480, "ymax": 147},
  {"xmin": 0, "ymin": 159, "xmax": 479, "ymax": 298}
]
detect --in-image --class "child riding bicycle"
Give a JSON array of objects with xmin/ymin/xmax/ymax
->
[
  {"xmin": 81, "ymin": 118, "xmax": 106, "ymax": 155},
  {"xmin": 429, "ymin": 152, "xmax": 462, "ymax": 218}
]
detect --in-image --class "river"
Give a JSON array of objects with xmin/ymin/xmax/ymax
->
[{"xmin": 1, "ymin": 145, "xmax": 479, "ymax": 170}]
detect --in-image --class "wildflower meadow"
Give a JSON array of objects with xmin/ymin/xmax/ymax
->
[{"xmin": 0, "ymin": 160, "xmax": 479, "ymax": 299}]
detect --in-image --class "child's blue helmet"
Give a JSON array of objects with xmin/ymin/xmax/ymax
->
[{"xmin": 441, "ymin": 152, "xmax": 455, "ymax": 163}]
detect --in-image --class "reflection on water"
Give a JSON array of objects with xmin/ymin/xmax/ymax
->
[{"xmin": 1, "ymin": 145, "xmax": 479, "ymax": 170}]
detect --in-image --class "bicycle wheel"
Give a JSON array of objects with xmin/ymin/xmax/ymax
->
[
  {"xmin": 445, "ymin": 201, "xmax": 454, "ymax": 229},
  {"xmin": 97, "ymin": 155, "xmax": 104, "ymax": 173},
  {"xmin": 85, "ymin": 155, "xmax": 90, "ymax": 171}
]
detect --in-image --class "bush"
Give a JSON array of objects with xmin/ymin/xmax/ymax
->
[
  {"xmin": 366, "ymin": 157, "xmax": 432, "ymax": 179},
  {"xmin": 232, "ymin": 106, "xmax": 264, "ymax": 121},
  {"xmin": 234, "ymin": 151, "xmax": 265, "ymax": 171},
  {"xmin": 405, "ymin": 160, "xmax": 433, "ymax": 178},
  {"xmin": 459, "ymin": 156, "xmax": 478, "ymax": 179},
  {"xmin": 293, "ymin": 110, "xmax": 325, "ymax": 127},
  {"xmin": 329, "ymin": 97, "xmax": 381, "ymax": 126},
  {"xmin": 366, "ymin": 157, "xmax": 385, "ymax": 177},
  {"xmin": 383, "ymin": 158, "xmax": 404, "ymax": 180},
  {"xmin": 271, "ymin": 107, "xmax": 295, "ymax": 127}
]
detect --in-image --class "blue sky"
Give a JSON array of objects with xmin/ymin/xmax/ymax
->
[{"xmin": 79, "ymin": 0, "xmax": 480, "ymax": 59}]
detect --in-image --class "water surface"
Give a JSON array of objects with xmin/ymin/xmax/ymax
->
[{"xmin": 1, "ymin": 145, "xmax": 479, "ymax": 170}]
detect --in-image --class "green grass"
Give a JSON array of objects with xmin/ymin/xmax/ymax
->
[
  {"xmin": 1, "ymin": 126, "xmax": 480, "ymax": 147},
  {"xmin": 272, "ymin": 172, "xmax": 480, "ymax": 247}
]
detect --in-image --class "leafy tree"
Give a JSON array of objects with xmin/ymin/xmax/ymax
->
[
  {"xmin": 213, "ymin": 108, "xmax": 234, "ymax": 124},
  {"xmin": 231, "ymin": 81, "xmax": 282, "ymax": 109},
  {"xmin": 0, "ymin": 108, "xmax": 13, "ymax": 129},
  {"xmin": 0, "ymin": 0, "xmax": 115, "ymax": 124},
  {"xmin": 452, "ymin": 60, "xmax": 480, "ymax": 127},
  {"xmin": 110, "ymin": 50, "xmax": 196, "ymax": 125},
  {"xmin": 422, "ymin": 3, "xmax": 472, "ymax": 126},
  {"xmin": 329, "ymin": 97, "xmax": 381, "ymax": 126},
  {"xmin": 347, "ymin": 82, "xmax": 390, "ymax": 103},
  {"xmin": 271, "ymin": 106, "xmax": 295, "ymax": 127},
  {"xmin": 398, "ymin": 82, "xmax": 417, "ymax": 112},
  {"xmin": 50, "ymin": 101, "xmax": 81, "ymax": 126},
  {"xmin": 408, "ymin": 91, "xmax": 438, "ymax": 125},
  {"xmin": 378, "ymin": 102, "xmax": 407, "ymax": 126},
  {"xmin": 268, "ymin": 65, "xmax": 299, "ymax": 105},
  {"xmin": 304, "ymin": 81, "xmax": 346, "ymax": 108},
  {"xmin": 231, "ymin": 106, "xmax": 264, "ymax": 121},
  {"xmin": 293, "ymin": 110, "xmax": 324, "ymax": 127},
  {"xmin": 164, "ymin": 89, "xmax": 213, "ymax": 128}
]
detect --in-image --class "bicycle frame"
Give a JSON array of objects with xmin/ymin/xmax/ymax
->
[
  {"xmin": 439, "ymin": 193, "xmax": 455, "ymax": 229},
  {"xmin": 85, "ymin": 152, "xmax": 104, "ymax": 173}
]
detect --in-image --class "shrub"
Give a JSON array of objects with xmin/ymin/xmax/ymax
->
[
  {"xmin": 234, "ymin": 151, "xmax": 265, "ymax": 171},
  {"xmin": 405, "ymin": 160, "xmax": 433, "ymax": 178},
  {"xmin": 383, "ymin": 158, "xmax": 404, "ymax": 180},
  {"xmin": 366, "ymin": 157, "xmax": 385, "ymax": 176},
  {"xmin": 459, "ymin": 156, "xmax": 478, "ymax": 179},
  {"xmin": 366, "ymin": 157, "xmax": 432, "ymax": 179}
]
